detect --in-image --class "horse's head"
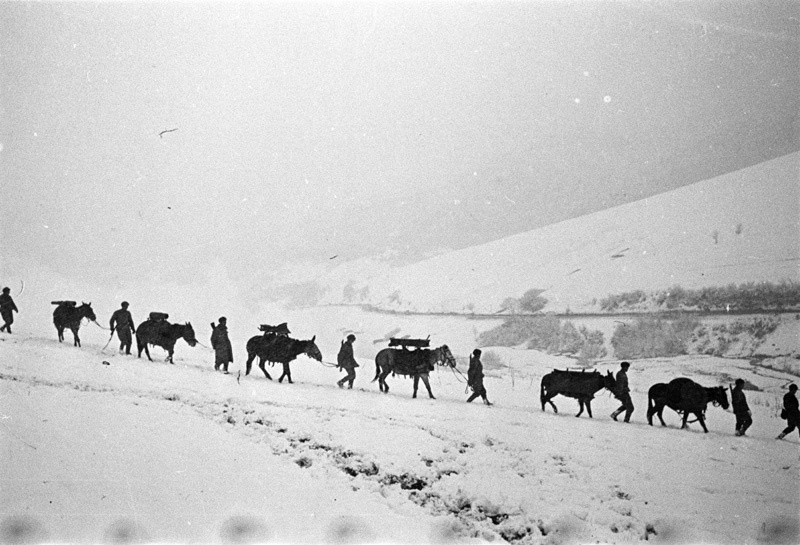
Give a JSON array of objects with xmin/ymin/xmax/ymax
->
[
  {"xmin": 603, "ymin": 370, "xmax": 617, "ymax": 391},
  {"xmin": 438, "ymin": 345, "xmax": 457, "ymax": 368},
  {"xmin": 712, "ymin": 386, "xmax": 729, "ymax": 410},
  {"xmin": 183, "ymin": 322, "xmax": 198, "ymax": 347},
  {"xmin": 80, "ymin": 302, "xmax": 97, "ymax": 322},
  {"xmin": 304, "ymin": 335, "xmax": 323, "ymax": 361}
]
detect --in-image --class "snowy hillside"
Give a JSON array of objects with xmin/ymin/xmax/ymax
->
[
  {"xmin": 2, "ymin": 307, "xmax": 799, "ymax": 544},
  {"xmin": 315, "ymin": 152, "xmax": 798, "ymax": 313}
]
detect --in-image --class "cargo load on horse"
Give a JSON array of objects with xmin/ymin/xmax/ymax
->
[
  {"xmin": 148, "ymin": 312, "xmax": 169, "ymax": 322},
  {"xmin": 258, "ymin": 322, "xmax": 291, "ymax": 336},
  {"xmin": 51, "ymin": 300, "xmax": 76, "ymax": 307}
]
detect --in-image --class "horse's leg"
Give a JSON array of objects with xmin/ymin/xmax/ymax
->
[
  {"xmin": 422, "ymin": 375, "xmax": 435, "ymax": 399},
  {"xmin": 681, "ymin": 411, "xmax": 689, "ymax": 429},
  {"xmin": 698, "ymin": 412, "xmax": 709, "ymax": 433},
  {"xmin": 576, "ymin": 399, "xmax": 585, "ymax": 417},
  {"xmin": 258, "ymin": 359, "xmax": 273, "ymax": 380},
  {"xmin": 586, "ymin": 398, "xmax": 593, "ymax": 418},
  {"xmin": 57, "ymin": 326, "xmax": 64, "ymax": 343},
  {"xmin": 72, "ymin": 327, "xmax": 80, "ymax": 347},
  {"xmin": 279, "ymin": 362, "xmax": 292, "ymax": 383},
  {"xmin": 380, "ymin": 369, "xmax": 390, "ymax": 393},
  {"xmin": 657, "ymin": 404, "xmax": 667, "ymax": 427},
  {"xmin": 544, "ymin": 394, "xmax": 558, "ymax": 414},
  {"xmin": 144, "ymin": 344, "xmax": 153, "ymax": 362},
  {"xmin": 245, "ymin": 352, "xmax": 255, "ymax": 375},
  {"xmin": 412, "ymin": 376, "xmax": 419, "ymax": 398}
]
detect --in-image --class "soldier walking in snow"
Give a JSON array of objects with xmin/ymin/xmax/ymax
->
[
  {"xmin": 0, "ymin": 287, "xmax": 18, "ymax": 334},
  {"xmin": 109, "ymin": 301, "xmax": 136, "ymax": 355},
  {"xmin": 337, "ymin": 334, "xmax": 359, "ymax": 389},
  {"xmin": 466, "ymin": 349, "xmax": 492, "ymax": 405},
  {"xmin": 210, "ymin": 317, "xmax": 233, "ymax": 373},
  {"xmin": 610, "ymin": 361, "xmax": 634, "ymax": 422},
  {"xmin": 732, "ymin": 378, "xmax": 752, "ymax": 436},
  {"xmin": 777, "ymin": 384, "xmax": 799, "ymax": 440}
]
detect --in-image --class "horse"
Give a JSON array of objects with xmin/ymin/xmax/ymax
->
[
  {"xmin": 244, "ymin": 334, "xmax": 322, "ymax": 383},
  {"xmin": 135, "ymin": 319, "xmax": 197, "ymax": 363},
  {"xmin": 53, "ymin": 302, "xmax": 97, "ymax": 347},
  {"xmin": 373, "ymin": 345, "xmax": 456, "ymax": 399},
  {"xmin": 540, "ymin": 369, "xmax": 616, "ymax": 418},
  {"xmin": 647, "ymin": 377, "xmax": 729, "ymax": 433}
]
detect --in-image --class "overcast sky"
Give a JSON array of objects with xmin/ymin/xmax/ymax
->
[{"xmin": 1, "ymin": 1, "xmax": 797, "ymax": 290}]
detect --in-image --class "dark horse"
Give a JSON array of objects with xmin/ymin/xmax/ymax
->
[
  {"xmin": 53, "ymin": 302, "xmax": 97, "ymax": 347},
  {"xmin": 135, "ymin": 319, "xmax": 197, "ymax": 363},
  {"xmin": 373, "ymin": 345, "xmax": 456, "ymax": 399},
  {"xmin": 647, "ymin": 377, "xmax": 729, "ymax": 433},
  {"xmin": 540, "ymin": 369, "xmax": 616, "ymax": 418},
  {"xmin": 245, "ymin": 334, "xmax": 322, "ymax": 383}
]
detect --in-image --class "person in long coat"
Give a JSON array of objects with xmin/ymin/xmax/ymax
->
[
  {"xmin": 109, "ymin": 301, "xmax": 136, "ymax": 355},
  {"xmin": 0, "ymin": 287, "xmax": 18, "ymax": 333},
  {"xmin": 210, "ymin": 317, "xmax": 233, "ymax": 373},
  {"xmin": 337, "ymin": 334, "xmax": 359, "ymax": 389},
  {"xmin": 731, "ymin": 378, "xmax": 752, "ymax": 436},
  {"xmin": 466, "ymin": 349, "xmax": 492, "ymax": 405},
  {"xmin": 777, "ymin": 384, "xmax": 799, "ymax": 440},
  {"xmin": 610, "ymin": 361, "xmax": 634, "ymax": 422}
]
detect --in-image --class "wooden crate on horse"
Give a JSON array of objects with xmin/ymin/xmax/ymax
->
[{"xmin": 388, "ymin": 336, "xmax": 430, "ymax": 349}]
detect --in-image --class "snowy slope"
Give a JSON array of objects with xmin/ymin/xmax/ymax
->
[
  {"xmin": 316, "ymin": 152, "xmax": 799, "ymax": 313},
  {"xmin": 2, "ymin": 309, "xmax": 799, "ymax": 544}
]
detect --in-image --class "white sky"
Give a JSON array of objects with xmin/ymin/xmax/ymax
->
[{"xmin": 1, "ymin": 1, "xmax": 797, "ymax": 288}]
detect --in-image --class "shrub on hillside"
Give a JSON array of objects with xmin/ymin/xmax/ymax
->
[
  {"xmin": 577, "ymin": 327, "xmax": 607, "ymax": 364},
  {"xmin": 611, "ymin": 316, "xmax": 700, "ymax": 360}
]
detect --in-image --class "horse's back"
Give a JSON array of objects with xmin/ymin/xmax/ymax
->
[{"xmin": 542, "ymin": 370, "xmax": 602, "ymax": 396}]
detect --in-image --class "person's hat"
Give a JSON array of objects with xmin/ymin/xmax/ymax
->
[
  {"xmin": 735, "ymin": 378, "xmax": 745, "ymax": 386},
  {"xmin": 347, "ymin": 334, "xmax": 356, "ymax": 341},
  {"xmin": 1, "ymin": 287, "xmax": 9, "ymax": 293},
  {"xmin": 789, "ymin": 384, "xmax": 798, "ymax": 392},
  {"xmin": 473, "ymin": 348, "xmax": 482, "ymax": 356},
  {"xmin": 620, "ymin": 361, "xmax": 630, "ymax": 368},
  {"xmin": 218, "ymin": 316, "xmax": 227, "ymax": 323},
  {"xmin": 121, "ymin": 301, "xmax": 129, "ymax": 307}
]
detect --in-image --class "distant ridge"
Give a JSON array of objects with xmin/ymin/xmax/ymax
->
[{"xmin": 319, "ymin": 152, "xmax": 799, "ymax": 313}]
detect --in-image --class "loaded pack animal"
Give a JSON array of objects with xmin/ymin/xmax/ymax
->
[
  {"xmin": 135, "ymin": 314, "xmax": 197, "ymax": 363},
  {"xmin": 540, "ymin": 369, "xmax": 617, "ymax": 417},
  {"xmin": 647, "ymin": 377, "xmax": 729, "ymax": 433},
  {"xmin": 244, "ymin": 333, "xmax": 322, "ymax": 383},
  {"xmin": 373, "ymin": 343, "xmax": 457, "ymax": 399},
  {"xmin": 52, "ymin": 301, "xmax": 97, "ymax": 347}
]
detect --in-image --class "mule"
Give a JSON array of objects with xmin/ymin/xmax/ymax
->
[
  {"xmin": 53, "ymin": 302, "xmax": 97, "ymax": 347},
  {"xmin": 373, "ymin": 345, "xmax": 456, "ymax": 398},
  {"xmin": 647, "ymin": 377, "xmax": 729, "ymax": 433},
  {"xmin": 135, "ymin": 319, "xmax": 197, "ymax": 363},
  {"xmin": 244, "ymin": 334, "xmax": 322, "ymax": 383},
  {"xmin": 540, "ymin": 369, "xmax": 616, "ymax": 418}
]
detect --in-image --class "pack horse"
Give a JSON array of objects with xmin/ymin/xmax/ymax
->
[
  {"xmin": 540, "ymin": 368, "xmax": 617, "ymax": 418},
  {"xmin": 52, "ymin": 301, "xmax": 97, "ymax": 347},
  {"xmin": 373, "ymin": 337, "xmax": 457, "ymax": 399},
  {"xmin": 244, "ymin": 325, "xmax": 322, "ymax": 383},
  {"xmin": 135, "ymin": 312, "xmax": 197, "ymax": 363},
  {"xmin": 647, "ymin": 377, "xmax": 729, "ymax": 433}
]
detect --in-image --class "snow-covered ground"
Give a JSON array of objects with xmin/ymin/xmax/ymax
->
[{"xmin": 2, "ymin": 305, "xmax": 798, "ymax": 544}]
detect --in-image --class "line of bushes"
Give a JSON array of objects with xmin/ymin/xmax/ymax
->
[
  {"xmin": 477, "ymin": 315, "xmax": 607, "ymax": 364},
  {"xmin": 610, "ymin": 315, "xmax": 701, "ymax": 360},
  {"xmin": 599, "ymin": 280, "xmax": 800, "ymax": 312}
]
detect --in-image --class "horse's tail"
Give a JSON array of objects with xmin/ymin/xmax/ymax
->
[
  {"xmin": 540, "ymin": 375, "xmax": 548, "ymax": 409},
  {"xmin": 372, "ymin": 350, "xmax": 384, "ymax": 382}
]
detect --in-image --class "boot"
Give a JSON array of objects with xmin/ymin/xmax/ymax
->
[
  {"xmin": 777, "ymin": 432, "xmax": 786, "ymax": 440},
  {"xmin": 610, "ymin": 408, "xmax": 623, "ymax": 421}
]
